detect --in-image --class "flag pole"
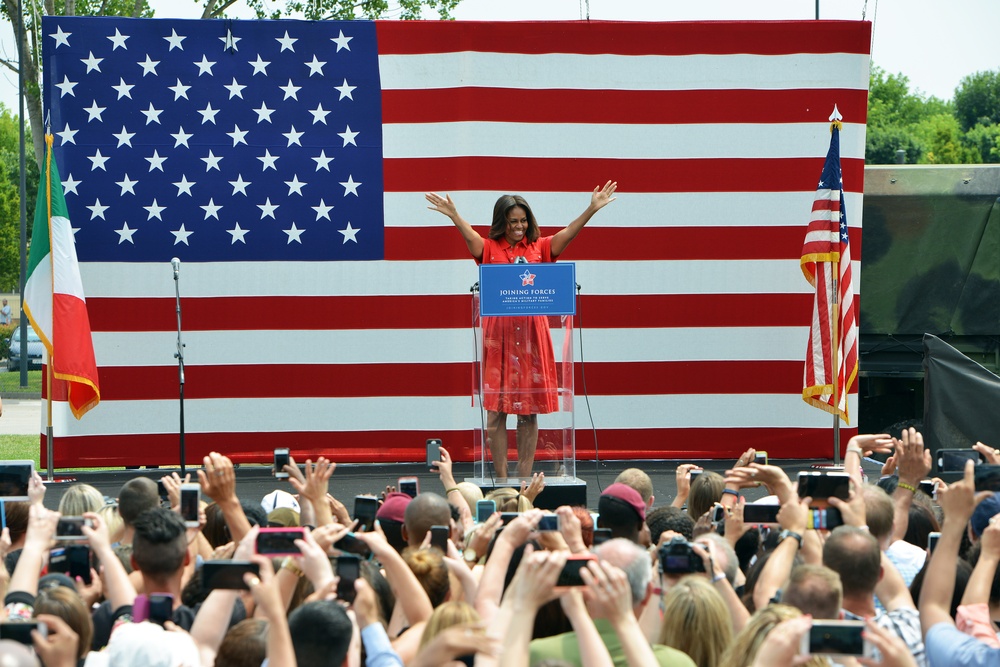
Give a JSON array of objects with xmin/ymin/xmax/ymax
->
[
  {"xmin": 44, "ymin": 131, "xmax": 55, "ymax": 481},
  {"xmin": 829, "ymin": 108, "xmax": 843, "ymax": 466},
  {"xmin": 832, "ymin": 276, "xmax": 840, "ymax": 465}
]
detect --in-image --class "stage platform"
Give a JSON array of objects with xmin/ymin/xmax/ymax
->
[{"xmin": 35, "ymin": 458, "xmax": 887, "ymax": 513}]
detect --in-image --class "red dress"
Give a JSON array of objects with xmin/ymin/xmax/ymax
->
[{"xmin": 477, "ymin": 236, "xmax": 560, "ymax": 415}]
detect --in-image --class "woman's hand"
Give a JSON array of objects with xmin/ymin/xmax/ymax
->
[
  {"xmin": 425, "ymin": 192, "xmax": 459, "ymax": 219},
  {"xmin": 160, "ymin": 472, "xmax": 190, "ymax": 511},
  {"xmin": 28, "ymin": 471, "xmax": 46, "ymax": 505},
  {"xmin": 590, "ymin": 180, "xmax": 617, "ymax": 211},
  {"xmin": 521, "ymin": 472, "xmax": 545, "ymax": 503}
]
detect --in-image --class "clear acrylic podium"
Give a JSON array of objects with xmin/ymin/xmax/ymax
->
[{"xmin": 467, "ymin": 284, "xmax": 586, "ymax": 507}]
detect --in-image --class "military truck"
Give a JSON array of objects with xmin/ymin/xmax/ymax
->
[{"xmin": 859, "ymin": 164, "xmax": 1000, "ymax": 433}]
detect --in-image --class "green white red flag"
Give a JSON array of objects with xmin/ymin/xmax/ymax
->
[{"xmin": 23, "ymin": 134, "xmax": 100, "ymax": 418}]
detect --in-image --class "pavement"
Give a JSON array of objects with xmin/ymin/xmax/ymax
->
[{"xmin": 0, "ymin": 397, "xmax": 40, "ymax": 435}]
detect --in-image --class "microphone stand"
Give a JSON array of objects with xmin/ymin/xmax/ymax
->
[{"xmin": 172, "ymin": 260, "xmax": 186, "ymax": 475}]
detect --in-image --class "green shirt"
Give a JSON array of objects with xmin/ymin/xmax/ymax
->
[{"xmin": 529, "ymin": 618, "xmax": 696, "ymax": 667}]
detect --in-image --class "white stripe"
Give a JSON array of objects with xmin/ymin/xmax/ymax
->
[
  {"xmin": 378, "ymin": 52, "xmax": 871, "ymax": 92},
  {"xmin": 50, "ymin": 215, "xmax": 86, "ymax": 301},
  {"xmin": 803, "ymin": 230, "xmax": 840, "ymax": 245},
  {"xmin": 383, "ymin": 121, "xmax": 868, "ymax": 160},
  {"xmin": 390, "ymin": 192, "xmax": 865, "ymax": 231},
  {"xmin": 50, "ymin": 391, "xmax": 859, "ymax": 435},
  {"xmin": 23, "ymin": 254, "xmax": 54, "ymax": 341},
  {"xmin": 91, "ymin": 326, "xmax": 813, "ymax": 367},
  {"xmin": 80, "ymin": 260, "xmax": 863, "ymax": 298}
]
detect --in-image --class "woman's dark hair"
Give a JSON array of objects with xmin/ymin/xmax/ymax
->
[
  {"xmin": 688, "ymin": 471, "xmax": 725, "ymax": 521},
  {"xmin": 34, "ymin": 586, "xmax": 93, "ymax": 660},
  {"xmin": 489, "ymin": 195, "xmax": 540, "ymax": 243},
  {"xmin": 215, "ymin": 619, "xmax": 268, "ymax": 667},
  {"xmin": 909, "ymin": 557, "xmax": 972, "ymax": 619},
  {"xmin": 361, "ymin": 560, "xmax": 395, "ymax": 623},
  {"xmin": 202, "ymin": 503, "xmax": 229, "ymax": 548},
  {"xmin": 902, "ymin": 501, "xmax": 940, "ymax": 550}
]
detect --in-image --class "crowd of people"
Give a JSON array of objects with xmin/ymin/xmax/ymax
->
[{"xmin": 0, "ymin": 431, "xmax": 998, "ymax": 666}]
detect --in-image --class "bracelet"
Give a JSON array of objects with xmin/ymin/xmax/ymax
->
[
  {"xmin": 445, "ymin": 487, "xmax": 461, "ymax": 495},
  {"xmin": 846, "ymin": 446, "xmax": 864, "ymax": 457},
  {"xmin": 721, "ymin": 489, "xmax": 740, "ymax": 498},
  {"xmin": 711, "ymin": 572, "xmax": 726, "ymax": 583},
  {"xmin": 897, "ymin": 481, "xmax": 918, "ymax": 494},
  {"xmin": 281, "ymin": 557, "xmax": 304, "ymax": 578}
]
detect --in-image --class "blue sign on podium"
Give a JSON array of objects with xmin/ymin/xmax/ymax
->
[{"xmin": 479, "ymin": 263, "xmax": 577, "ymax": 316}]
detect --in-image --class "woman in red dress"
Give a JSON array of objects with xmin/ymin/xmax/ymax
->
[{"xmin": 425, "ymin": 182, "xmax": 617, "ymax": 478}]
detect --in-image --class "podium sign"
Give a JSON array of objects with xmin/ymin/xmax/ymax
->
[{"xmin": 479, "ymin": 263, "xmax": 576, "ymax": 316}]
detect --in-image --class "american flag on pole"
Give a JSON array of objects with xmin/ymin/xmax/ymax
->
[
  {"xmin": 801, "ymin": 116, "xmax": 859, "ymax": 422},
  {"xmin": 42, "ymin": 17, "xmax": 870, "ymax": 467}
]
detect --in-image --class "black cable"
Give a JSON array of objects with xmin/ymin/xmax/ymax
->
[{"xmin": 575, "ymin": 284, "xmax": 603, "ymax": 494}]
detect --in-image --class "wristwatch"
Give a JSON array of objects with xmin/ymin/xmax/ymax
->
[
  {"xmin": 463, "ymin": 547, "xmax": 479, "ymax": 564},
  {"xmin": 778, "ymin": 529, "xmax": 803, "ymax": 549}
]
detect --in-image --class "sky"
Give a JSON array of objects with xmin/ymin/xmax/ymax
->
[{"xmin": 0, "ymin": 0, "xmax": 997, "ymax": 114}]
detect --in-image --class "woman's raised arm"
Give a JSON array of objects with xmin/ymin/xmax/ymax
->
[{"xmin": 426, "ymin": 192, "xmax": 484, "ymax": 260}]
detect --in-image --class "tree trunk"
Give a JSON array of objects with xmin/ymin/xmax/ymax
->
[{"xmin": 4, "ymin": 0, "xmax": 44, "ymax": 168}]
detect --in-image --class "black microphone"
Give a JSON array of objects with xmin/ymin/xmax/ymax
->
[{"xmin": 171, "ymin": 257, "xmax": 180, "ymax": 280}]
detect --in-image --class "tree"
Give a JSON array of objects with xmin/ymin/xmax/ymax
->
[
  {"xmin": 241, "ymin": 0, "xmax": 459, "ymax": 21},
  {"xmin": 2, "ymin": 0, "xmax": 462, "ymax": 168},
  {"xmin": 0, "ymin": 104, "xmax": 38, "ymax": 292},
  {"xmin": 0, "ymin": 0, "xmax": 152, "ymax": 168},
  {"xmin": 963, "ymin": 122, "xmax": 1000, "ymax": 164},
  {"xmin": 954, "ymin": 70, "xmax": 1000, "ymax": 131}
]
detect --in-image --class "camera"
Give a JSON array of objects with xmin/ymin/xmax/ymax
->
[{"xmin": 658, "ymin": 535, "xmax": 706, "ymax": 575}]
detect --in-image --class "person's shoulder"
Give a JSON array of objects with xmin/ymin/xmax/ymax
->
[
  {"xmin": 528, "ymin": 630, "xmax": 578, "ymax": 660},
  {"xmin": 926, "ymin": 622, "xmax": 1000, "ymax": 665},
  {"xmin": 651, "ymin": 643, "xmax": 698, "ymax": 667}
]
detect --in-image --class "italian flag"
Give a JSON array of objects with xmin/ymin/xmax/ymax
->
[{"xmin": 22, "ymin": 134, "xmax": 100, "ymax": 419}]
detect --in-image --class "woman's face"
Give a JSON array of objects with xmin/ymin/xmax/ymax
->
[{"xmin": 504, "ymin": 206, "xmax": 528, "ymax": 246}]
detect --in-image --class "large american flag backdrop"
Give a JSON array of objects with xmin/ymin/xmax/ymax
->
[{"xmin": 41, "ymin": 17, "xmax": 871, "ymax": 467}]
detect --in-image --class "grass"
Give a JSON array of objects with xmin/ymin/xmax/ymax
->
[
  {"xmin": 0, "ymin": 434, "xmax": 40, "ymax": 467},
  {"xmin": 0, "ymin": 370, "xmax": 42, "ymax": 394},
  {"xmin": 0, "ymin": 434, "xmax": 125, "ymax": 471}
]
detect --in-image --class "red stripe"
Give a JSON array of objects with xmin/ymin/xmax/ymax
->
[
  {"xmin": 79, "ymin": 360, "xmax": 810, "ymax": 401},
  {"xmin": 388, "ymin": 226, "xmax": 863, "ymax": 261},
  {"xmin": 383, "ymin": 88, "xmax": 869, "ymax": 125},
  {"xmin": 384, "ymin": 157, "xmax": 866, "ymax": 194},
  {"xmin": 41, "ymin": 425, "xmax": 859, "ymax": 467},
  {"xmin": 375, "ymin": 20, "xmax": 872, "ymax": 56},
  {"xmin": 86, "ymin": 293, "xmax": 829, "ymax": 332},
  {"xmin": 51, "ymin": 292, "xmax": 100, "ymax": 416}
]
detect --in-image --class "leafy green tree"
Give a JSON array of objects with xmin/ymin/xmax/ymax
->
[
  {"xmin": 0, "ymin": 0, "xmax": 152, "ymax": 168},
  {"xmin": 963, "ymin": 122, "xmax": 1000, "ymax": 164},
  {"xmin": 911, "ymin": 113, "xmax": 978, "ymax": 164},
  {"xmin": 954, "ymin": 70, "xmax": 1000, "ymax": 131},
  {"xmin": 0, "ymin": 104, "xmax": 38, "ymax": 292},
  {"xmin": 243, "ymin": 0, "xmax": 459, "ymax": 21},
  {"xmin": 3, "ymin": 0, "xmax": 461, "ymax": 167}
]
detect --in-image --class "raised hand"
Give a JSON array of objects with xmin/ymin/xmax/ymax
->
[
  {"xmin": 425, "ymin": 192, "xmax": 459, "ymax": 219},
  {"xmin": 590, "ymin": 180, "xmax": 617, "ymax": 211},
  {"xmin": 197, "ymin": 452, "xmax": 238, "ymax": 504}
]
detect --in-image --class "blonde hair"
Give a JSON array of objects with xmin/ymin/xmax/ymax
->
[
  {"xmin": 484, "ymin": 487, "xmax": 533, "ymax": 513},
  {"xmin": 418, "ymin": 601, "xmax": 480, "ymax": 650},
  {"xmin": 657, "ymin": 577, "xmax": 732, "ymax": 667},
  {"xmin": 719, "ymin": 604, "xmax": 828, "ymax": 667},
  {"xmin": 58, "ymin": 484, "xmax": 104, "ymax": 516},
  {"xmin": 456, "ymin": 482, "xmax": 483, "ymax": 514},
  {"xmin": 98, "ymin": 504, "xmax": 124, "ymax": 544}
]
